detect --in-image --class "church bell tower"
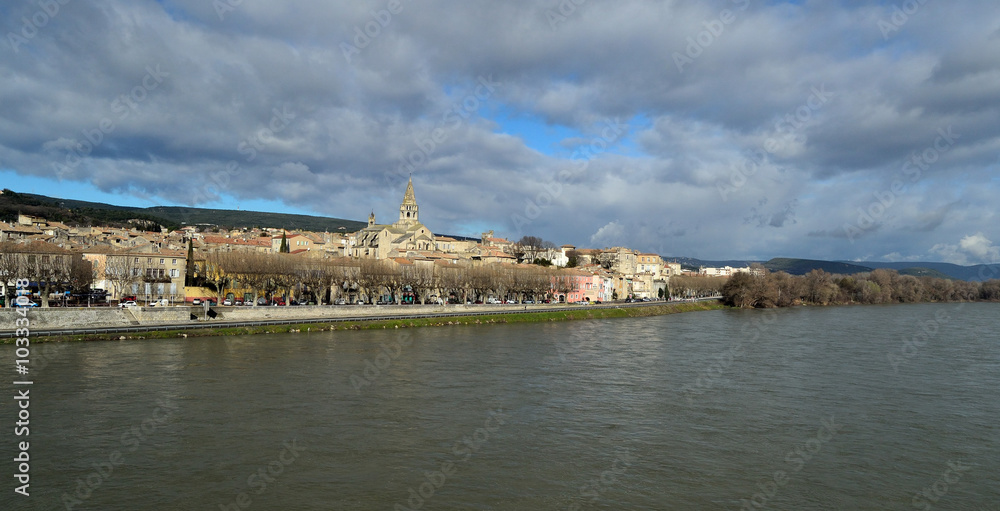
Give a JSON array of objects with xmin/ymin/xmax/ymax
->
[{"xmin": 399, "ymin": 176, "xmax": 418, "ymax": 225}]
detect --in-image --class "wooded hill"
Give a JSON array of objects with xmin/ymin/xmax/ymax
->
[{"xmin": 0, "ymin": 190, "xmax": 365, "ymax": 232}]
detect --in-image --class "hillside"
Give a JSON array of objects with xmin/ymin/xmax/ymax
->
[
  {"xmin": 851, "ymin": 261, "xmax": 996, "ymax": 282},
  {"xmin": 0, "ymin": 190, "xmax": 365, "ymax": 232},
  {"xmin": 763, "ymin": 258, "xmax": 873, "ymax": 275},
  {"xmin": 0, "ymin": 189, "xmax": 176, "ymax": 230}
]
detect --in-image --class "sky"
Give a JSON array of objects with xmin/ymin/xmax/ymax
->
[{"xmin": 2, "ymin": 0, "xmax": 999, "ymax": 265}]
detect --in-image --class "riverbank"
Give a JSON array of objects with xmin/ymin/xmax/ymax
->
[{"xmin": 9, "ymin": 300, "xmax": 728, "ymax": 343}]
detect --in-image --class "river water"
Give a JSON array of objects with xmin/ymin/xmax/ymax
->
[{"xmin": 2, "ymin": 303, "xmax": 999, "ymax": 510}]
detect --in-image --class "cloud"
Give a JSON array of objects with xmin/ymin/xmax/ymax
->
[
  {"xmin": 959, "ymin": 232, "xmax": 1000, "ymax": 262},
  {"xmin": 930, "ymin": 232, "xmax": 1000, "ymax": 265},
  {"xmin": 1, "ymin": 0, "xmax": 999, "ymax": 262}
]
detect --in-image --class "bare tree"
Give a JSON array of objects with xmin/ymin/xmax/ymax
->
[
  {"xmin": 0, "ymin": 242, "xmax": 22, "ymax": 307},
  {"xmin": 105, "ymin": 251, "xmax": 142, "ymax": 301}
]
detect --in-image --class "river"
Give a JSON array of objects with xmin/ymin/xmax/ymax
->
[{"xmin": 2, "ymin": 302, "xmax": 998, "ymax": 510}]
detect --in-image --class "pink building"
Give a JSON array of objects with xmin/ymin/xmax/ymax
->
[{"xmin": 551, "ymin": 269, "xmax": 604, "ymax": 302}]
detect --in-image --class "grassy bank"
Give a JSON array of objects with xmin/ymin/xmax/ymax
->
[{"xmin": 15, "ymin": 301, "xmax": 728, "ymax": 343}]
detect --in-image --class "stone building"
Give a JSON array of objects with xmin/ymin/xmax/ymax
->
[{"xmin": 351, "ymin": 177, "xmax": 436, "ymax": 259}]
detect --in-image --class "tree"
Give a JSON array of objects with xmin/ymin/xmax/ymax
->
[
  {"xmin": 981, "ymin": 280, "xmax": 1000, "ymax": 301},
  {"xmin": 68, "ymin": 252, "xmax": 95, "ymax": 294},
  {"xmin": 511, "ymin": 236, "xmax": 551, "ymax": 264},
  {"xmin": 203, "ymin": 252, "xmax": 235, "ymax": 303},
  {"xmin": 279, "ymin": 231, "xmax": 289, "ymax": 253},
  {"xmin": 184, "ymin": 238, "xmax": 195, "ymax": 286},
  {"xmin": 0, "ymin": 242, "xmax": 22, "ymax": 307},
  {"xmin": 106, "ymin": 251, "xmax": 142, "ymax": 300},
  {"xmin": 566, "ymin": 250, "xmax": 579, "ymax": 268}
]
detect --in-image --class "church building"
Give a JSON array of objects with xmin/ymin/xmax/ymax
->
[{"xmin": 351, "ymin": 177, "xmax": 436, "ymax": 259}]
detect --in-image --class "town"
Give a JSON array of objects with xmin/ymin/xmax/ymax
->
[{"xmin": 0, "ymin": 180, "xmax": 747, "ymax": 308}]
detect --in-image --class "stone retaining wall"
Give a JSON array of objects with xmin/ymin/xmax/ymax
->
[
  {"xmin": 1, "ymin": 303, "xmax": 564, "ymax": 331},
  {"xmin": 0, "ymin": 306, "xmax": 191, "ymax": 331}
]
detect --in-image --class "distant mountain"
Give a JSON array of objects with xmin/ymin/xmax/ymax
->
[
  {"xmin": 763, "ymin": 258, "xmax": 873, "ymax": 275},
  {"xmin": 1, "ymin": 190, "xmax": 366, "ymax": 232},
  {"xmin": 848, "ymin": 261, "xmax": 997, "ymax": 282},
  {"xmin": 662, "ymin": 256, "xmax": 993, "ymax": 282},
  {"xmin": 895, "ymin": 267, "xmax": 955, "ymax": 280},
  {"xmin": 144, "ymin": 206, "xmax": 365, "ymax": 232}
]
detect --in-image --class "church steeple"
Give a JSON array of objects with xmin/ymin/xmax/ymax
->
[
  {"xmin": 399, "ymin": 176, "xmax": 418, "ymax": 224},
  {"xmin": 368, "ymin": 211, "xmax": 376, "ymax": 227}
]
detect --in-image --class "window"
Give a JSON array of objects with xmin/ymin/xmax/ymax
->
[
  {"xmin": 169, "ymin": 269, "xmax": 179, "ymax": 278},
  {"xmin": 160, "ymin": 258, "xmax": 164, "ymax": 264},
  {"xmin": 134, "ymin": 258, "xmax": 139, "ymax": 263},
  {"xmin": 172, "ymin": 259, "xmax": 177, "ymax": 264}
]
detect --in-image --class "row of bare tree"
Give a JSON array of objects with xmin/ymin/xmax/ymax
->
[
  {"xmin": 0, "ymin": 242, "xmax": 93, "ymax": 307},
  {"xmin": 202, "ymin": 252, "xmax": 573, "ymax": 305},
  {"xmin": 722, "ymin": 267, "xmax": 1000, "ymax": 308}
]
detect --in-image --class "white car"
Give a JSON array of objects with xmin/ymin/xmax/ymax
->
[{"xmin": 222, "ymin": 299, "xmax": 233, "ymax": 306}]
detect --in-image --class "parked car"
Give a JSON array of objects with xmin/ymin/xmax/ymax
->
[
  {"xmin": 15, "ymin": 300, "xmax": 39, "ymax": 308},
  {"xmin": 222, "ymin": 299, "xmax": 233, "ymax": 306},
  {"xmin": 594, "ymin": 300, "xmax": 602, "ymax": 304},
  {"xmin": 334, "ymin": 298, "xmax": 346, "ymax": 305},
  {"xmin": 192, "ymin": 298, "xmax": 203, "ymax": 305},
  {"xmin": 120, "ymin": 300, "xmax": 137, "ymax": 308},
  {"xmin": 354, "ymin": 300, "xmax": 365, "ymax": 305},
  {"xmin": 523, "ymin": 300, "xmax": 534, "ymax": 304}
]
